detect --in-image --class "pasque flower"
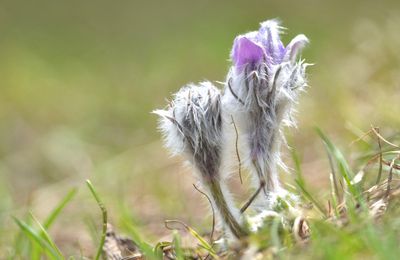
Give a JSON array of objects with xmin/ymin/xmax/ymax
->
[
  {"xmin": 154, "ymin": 82, "xmax": 247, "ymax": 239},
  {"xmin": 154, "ymin": 19, "xmax": 310, "ymax": 241},
  {"xmin": 223, "ymin": 20, "xmax": 309, "ymax": 209}
]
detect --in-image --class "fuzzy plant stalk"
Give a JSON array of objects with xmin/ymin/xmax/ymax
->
[
  {"xmin": 154, "ymin": 82, "xmax": 247, "ymax": 239},
  {"xmin": 222, "ymin": 20, "xmax": 309, "ymax": 209}
]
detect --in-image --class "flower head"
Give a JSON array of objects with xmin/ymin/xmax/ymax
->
[
  {"xmin": 223, "ymin": 19, "xmax": 310, "ymax": 209},
  {"xmin": 153, "ymin": 82, "xmax": 223, "ymax": 179},
  {"xmin": 231, "ymin": 19, "xmax": 308, "ymax": 73}
]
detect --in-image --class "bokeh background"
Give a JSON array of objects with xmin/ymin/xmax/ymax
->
[{"xmin": 1, "ymin": 0, "xmax": 399, "ymax": 256}]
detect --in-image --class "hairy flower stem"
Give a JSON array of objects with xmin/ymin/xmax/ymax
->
[{"xmin": 208, "ymin": 179, "xmax": 248, "ymax": 238}]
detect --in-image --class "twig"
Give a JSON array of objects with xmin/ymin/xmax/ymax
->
[
  {"xmin": 371, "ymin": 126, "xmax": 399, "ymax": 148},
  {"xmin": 165, "ymin": 220, "xmax": 188, "ymax": 232},
  {"xmin": 349, "ymin": 129, "xmax": 373, "ymax": 146},
  {"xmin": 360, "ymin": 149, "xmax": 400, "ymax": 171},
  {"xmin": 382, "ymin": 159, "xmax": 400, "ymax": 170}
]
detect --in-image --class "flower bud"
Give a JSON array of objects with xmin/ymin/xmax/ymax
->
[{"xmin": 154, "ymin": 82, "xmax": 247, "ymax": 239}]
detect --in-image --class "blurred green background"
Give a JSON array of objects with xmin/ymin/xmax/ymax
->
[{"xmin": 1, "ymin": 0, "xmax": 399, "ymax": 256}]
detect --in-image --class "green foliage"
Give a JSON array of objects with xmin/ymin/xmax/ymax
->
[
  {"xmin": 13, "ymin": 216, "xmax": 63, "ymax": 260},
  {"xmin": 43, "ymin": 188, "xmax": 78, "ymax": 230},
  {"xmin": 12, "ymin": 188, "xmax": 77, "ymax": 259},
  {"xmin": 9, "ymin": 130, "xmax": 400, "ymax": 259},
  {"xmin": 172, "ymin": 231, "xmax": 184, "ymax": 260}
]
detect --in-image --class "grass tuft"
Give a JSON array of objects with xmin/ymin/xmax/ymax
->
[{"xmin": 13, "ymin": 216, "xmax": 62, "ymax": 259}]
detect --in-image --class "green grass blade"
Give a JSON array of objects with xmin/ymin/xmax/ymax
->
[
  {"xmin": 31, "ymin": 188, "xmax": 76, "ymax": 260},
  {"xmin": 11, "ymin": 229, "xmax": 30, "ymax": 259},
  {"xmin": 294, "ymin": 179, "xmax": 327, "ymax": 217},
  {"xmin": 117, "ymin": 203, "xmax": 157, "ymax": 258},
  {"xmin": 30, "ymin": 212, "xmax": 64, "ymax": 259},
  {"xmin": 173, "ymin": 231, "xmax": 184, "ymax": 260},
  {"xmin": 185, "ymin": 225, "xmax": 217, "ymax": 258},
  {"xmin": 165, "ymin": 220, "xmax": 218, "ymax": 258},
  {"xmin": 12, "ymin": 215, "xmax": 41, "ymax": 260},
  {"xmin": 291, "ymin": 148, "xmax": 305, "ymax": 187},
  {"xmin": 291, "ymin": 149, "xmax": 327, "ymax": 217},
  {"xmin": 120, "ymin": 220, "xmax": 157, "ymax": 259},
  {"xmin": 44, "ymin": 188, "xmax": 78, "ymax": 229},
  {"xmin": 154, "ymin": 241, "xmax": 172, "ymax": 258},
  {"xmin": 13, "ymin": 216, "xmax": 60, "ymax": 259},
  {"xmin": 316, "ymin": 128, "xmax": 359, "ymax": 197},
  {"xmin": 86, "ymin": 180, "xmax": 107, "ymax": 260}
]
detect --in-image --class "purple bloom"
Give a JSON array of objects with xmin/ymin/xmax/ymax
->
[
  {"xmin": 231, "ymin": 20, "xmax": 308, "ymax": 72},
  {"xmin": 232, "ymin": 36, "xmax": 265, "ymax": 71}
]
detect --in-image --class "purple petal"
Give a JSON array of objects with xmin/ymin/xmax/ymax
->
[
  {"xmin": 231, "ymin": 36, "xmax": 265, "ymax": 72},
  {"xmin": 284, "ymin": 34, "xmax": 309, "ymax": 62},
  {"xmin": 259, "ymin": 20, "xmax": 285, "ymax": 63}
]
